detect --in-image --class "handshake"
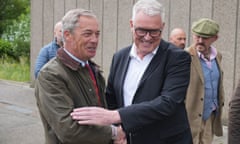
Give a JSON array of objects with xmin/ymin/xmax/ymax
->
[{"xmin": 71, "ymin": 106, "xmax": 127, "ymax": 144}]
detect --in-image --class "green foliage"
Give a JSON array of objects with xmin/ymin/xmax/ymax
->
[
  {"xmin": 0, "ymin": 39, "xmax": 14, "ymax": 60},
  {"xmin": 0, "ymin": 0, "xmax": 30, "ymax": 35},
  {"xmin": 1, "ymin": 6, "xmax": 30, "ymax": 61},
  {"xmin": 0, "ymin": 56, "xmax": 30, "ymax": 82},
  {"xmin": 0, "ymin": 0, "xmax": 30, "ymax": 82}
]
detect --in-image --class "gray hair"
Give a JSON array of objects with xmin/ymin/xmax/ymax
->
[
  {"xmin": 132, "ymin": 0, "xmax": 165, "ymax": 22},
  {"xmin": 61, "ymin": 9, "xmax": 96, "ymax": 40}
]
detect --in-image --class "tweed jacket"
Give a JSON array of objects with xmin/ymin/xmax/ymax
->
[
  {"xmin": 185, "ymin": 45, "xmax": 225, "ymax": 137},
  {"xmin": 35, "ymin": 48, "xmax": 112, "ymax": 144}
]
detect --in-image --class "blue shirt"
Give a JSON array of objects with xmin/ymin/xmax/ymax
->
[{"xmin": 34, "ymin": 40, "xmax": 60, "ymax": 78}]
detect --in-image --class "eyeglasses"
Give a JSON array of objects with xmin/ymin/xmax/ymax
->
[{"xmin": 134, "ymin": 28, "xmax": 162, "ymax": 37}]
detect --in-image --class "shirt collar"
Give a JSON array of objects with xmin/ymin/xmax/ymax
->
[
  {"xmin": 57, "ymin": 48, "xmax": 99, "ymax": 72},
  {"xmin": 63, "ymin": 48, "xmax": 86, "ymax": 67},
  {"xmin": 197, "ymin": 46, "xmax": 217, "ymax": 61}
]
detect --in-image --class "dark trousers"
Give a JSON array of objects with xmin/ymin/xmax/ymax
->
[{"xmin": 164, "ymin": 127, "xmax": 193, "ymax": 144}]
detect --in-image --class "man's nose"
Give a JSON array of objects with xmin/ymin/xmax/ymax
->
[
  {"xmin": 197, "ymin": 37, "xmax": 204, "ymax": 43},
  {"xmin": 90, "ymin": 34, "xmax": 99, "ymax": 42},
  {"xmin": 144, "ymin": 32, "xmax": 152, "ymax": 40}
]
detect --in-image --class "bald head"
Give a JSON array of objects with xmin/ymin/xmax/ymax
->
[
  {"xmin": 54, "ymin": 21, "xmax": 63, "ymax": 47},
  {"xmin": 169, "ymin": 28, "xmax": 186, "ymax": 49}
]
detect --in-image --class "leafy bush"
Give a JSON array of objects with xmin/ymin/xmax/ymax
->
[
  {"xmin": 0, "ymin": 39, "xmax": 14, "ymax": 61},
  {"xmin": 0, "ymin": 0, "xmax": 30, "ymax": 35},
  {"xmin": 0, "ymin": 0, "xmax": 30, "ymax": 82},
  {"xmin": 1, "ymin": 7, "xmax": 30, "ymax": 61}
]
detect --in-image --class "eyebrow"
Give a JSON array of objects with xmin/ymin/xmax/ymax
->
[
  {"xmin": 136, "ymin": 27, "xmax": 162, "ymax": 31},
  {"xmin": 82, "ymin": 29, "xmax": 100, "ymax": 32}
]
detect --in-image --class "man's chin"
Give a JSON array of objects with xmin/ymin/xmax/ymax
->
[
  {"xmin": 196, "ymin": 45, "xmax": 205, "ymax": 51},
  {"xmin": 180, "ymin": 45, "xmax": 185, "ymax": 49},
  {"xmin": 86, "ymin": 52, "xmax": 96, "ymax": 59}
]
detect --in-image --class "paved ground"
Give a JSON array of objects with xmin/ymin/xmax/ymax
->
[
  {"xmin": 0, "ymin": 80, "xmax": 44, "ymax": 144},
  {"xmin": 0, "ymin": 79, "xmax": 227, "ymax": 144}
]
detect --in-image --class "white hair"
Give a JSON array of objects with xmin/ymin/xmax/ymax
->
[
  {"xmin": 61, "ymin": 8, "xmax": 96, "ymax": 40},
  {"xmin": 132, "ymin": 0, "xmax": 165, "ymax": 22}
]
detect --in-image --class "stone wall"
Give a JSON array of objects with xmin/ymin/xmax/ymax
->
[{"xmin": 31, "ymin": 0, "xmax": 240, "ymax": 123}]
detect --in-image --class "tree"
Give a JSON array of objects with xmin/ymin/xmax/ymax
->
[
  {"xmin": 1, "ymin": 0, "xmax": 30, "ymax": 61},
  {"xmin": 0, "ymin": 0, "xmax": 30, "ymax": 36}
]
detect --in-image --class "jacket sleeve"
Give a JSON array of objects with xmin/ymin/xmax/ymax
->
[
  {"xmin": 35, "ymin": 68, "xmax": 112, "ymax": 144},
  {"xmin": 34, "ymin": 46, "xmax": 49, "ymax": 78}
]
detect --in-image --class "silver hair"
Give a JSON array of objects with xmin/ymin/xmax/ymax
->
[
  {"xmin": 61, "ymin": 9, "xmax": 96, "ymax": 40},
  {"xmin": 132, "ymin": 0, "xmax": 165, "ymax": 22}
]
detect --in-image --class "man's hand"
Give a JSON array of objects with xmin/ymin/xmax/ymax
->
[
  {"xmin": 70, "ymin": 107, "xmax": 121, "ymax": 125},
  {"xmin": 113, "ymin": 126, "xmax": 127, "ymax": 144}
]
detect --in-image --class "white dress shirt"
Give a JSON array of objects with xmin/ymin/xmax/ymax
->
[{"xmin": 123, "ymin": 44, "xmax": 158, "ymax": 106}]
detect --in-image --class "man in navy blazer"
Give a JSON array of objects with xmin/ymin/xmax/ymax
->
[{"xmin": 71, "ymin": 0, "xmax": 193, "ymax": 143}]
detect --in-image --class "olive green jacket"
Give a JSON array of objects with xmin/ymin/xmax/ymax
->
[
  {"xmin": 185, "ymin": 46, "xmax": 224, "ymax": 138},
  {"xmin": 35, "ymin": 48, "xmax": 112, "ymax": 144}
]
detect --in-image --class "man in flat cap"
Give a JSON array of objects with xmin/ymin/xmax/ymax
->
[{"xmin": 185, "ymin": 18, "xmax": 225, "ymax": 144}]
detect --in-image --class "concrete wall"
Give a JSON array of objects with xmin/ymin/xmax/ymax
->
[{"xmin": 31, "ymin": 0, "xmax": 240, "ymax": 123}]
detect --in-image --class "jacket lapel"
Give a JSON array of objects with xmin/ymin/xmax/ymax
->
[
  {"xmin": 119, "ymin": 47, "xmax": 132, "ymax": 106},
  {"xmin": 188, "ymin": 46, "xmax": 204, "ymax": 83},
  {"xmin": 138, "ymin": 41, "xmax": 167, "ymax": 86},
  {"xmin": 132, "ymin": 40, "xmax": 168, "ymax": 103}
]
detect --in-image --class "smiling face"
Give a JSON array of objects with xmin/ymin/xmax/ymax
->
[
  {"xmin": 64, "ymin": 16, "xmax": 100, "ymax": 61},
  {"xmin": 130, "ymin": 11, "xmax": 164, "ymax": 59}
]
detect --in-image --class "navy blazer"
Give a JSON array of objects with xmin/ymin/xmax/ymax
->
[{"xmin": 106, "ymin": 40, "xmax": 191, "ymax": 144}]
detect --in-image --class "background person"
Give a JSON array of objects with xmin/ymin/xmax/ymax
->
[
  {"xmin": 185, "ymin": 18, "xmax": 225, "ymax": 144},
  {"xmin": 169, "ymin": 28, "xmax": 186, "ymax": 49},
  {"xmin": 35, "ymin": 8, "xmax": 125, "ymax": 144},
  {"xmin": 71, "ymin": 0, "xmax": 192, "ymax": 144},
  {"xmin": 228, "ymin": 79, "xmax": 240, "ymax": 144},
  {"xmin": 34, "ymin": 21, "xmax": 63, "ymax": 78}
]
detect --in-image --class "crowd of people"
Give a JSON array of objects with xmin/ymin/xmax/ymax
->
[{"xmin": 34, "ymin": 0, "xmax": 238, "ymax": 144}]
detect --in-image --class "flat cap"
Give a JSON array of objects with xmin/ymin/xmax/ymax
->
[{"xmin": 192, "ymin": 18, "xmax": 219, "ymax": 38}]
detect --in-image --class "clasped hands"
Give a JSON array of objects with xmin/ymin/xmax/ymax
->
[{"xmin": 70, "ymin": 107, "xmax": 126, "ymax": 144}]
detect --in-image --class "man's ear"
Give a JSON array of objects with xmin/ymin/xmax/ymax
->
[
  {"xmin": 213, "ymin": 35, "xmax": 218, "ymax": 42},
  {"xmin": 162, "ymin": 22, "xmax": 165, "ymax": 30},
  {"xmin": 63, "ymin": 30, "xmax": 72, "ymax": 41},
  {"xmin": 130, "ymin": 20, "xmax": 133, "ymax": 28},
  {"xmin": 130, "ymin": 20, "xmax": 134, "ymax": 32}
]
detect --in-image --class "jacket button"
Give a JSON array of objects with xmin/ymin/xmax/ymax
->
[
  {"xmin": 198, "ymin": 114, "xmax": 202, "ymax": 117},
  {"xmin": 200, "ymin": 98, "xmax": 203, "ymax": 101}
]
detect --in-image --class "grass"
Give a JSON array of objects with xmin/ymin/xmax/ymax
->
[{"xmin": 0, "ymin": 56, "xmax": 30, "ymax": 82}]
